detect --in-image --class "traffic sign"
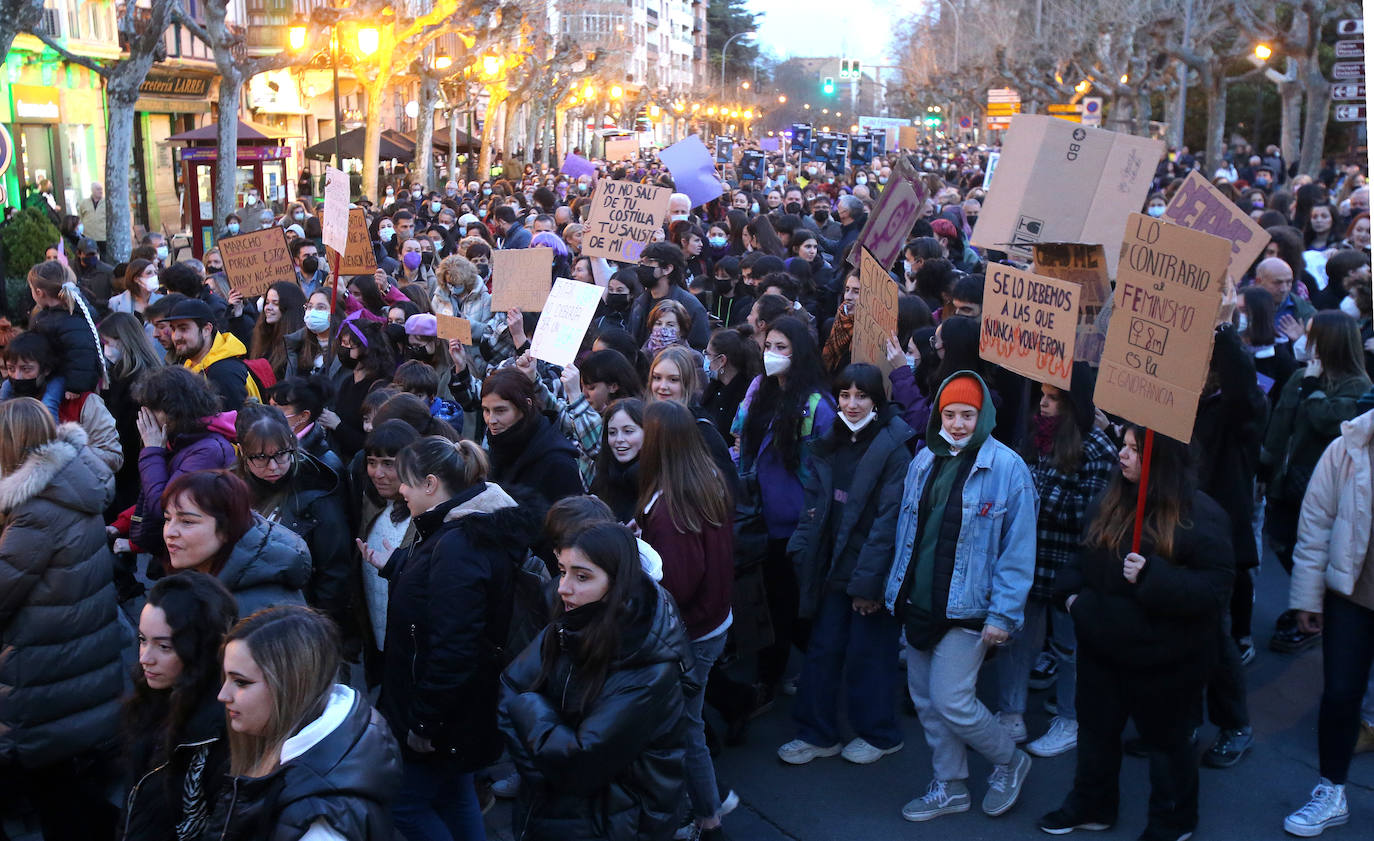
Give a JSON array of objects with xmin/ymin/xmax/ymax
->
[
  {"xmin": 958, "ymin": 115, "xmax": 972, "ymax": 129},
  {"xmin": 987, "ymin": 88, "xmax": 1021, "ymax": 103},
  {"xmin": 1333, "ymin": 61, "xmax": 1366, "ymax": 80},
  {"xmin": 1046, "ymin": 104, "xmax": 1080, "ymax": 113},
  {"xmin": 1334, "ymin": 104, "xmax": 1367, "ymax": 122},
  {"xmin": 1335, "ymin": 40, "xmax": 1365, "ymax": 58},
  {"xmin": 1337, "ymin": 19, "xmax": 1363, "ymax": 36},
  {"xmin": 1081, "ymin": 97, "xmax": 1103, "ymax": 127},
  {"xmin": 1331, "ymin": 83, "xmax": 1366, "ymax": 100},
  {"xmin": 987, "ymin": 103, "xmax": 1022, "ymax": 116}
]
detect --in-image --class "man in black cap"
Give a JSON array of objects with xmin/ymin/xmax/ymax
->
[
  {"xmin": 74, "ymin": 237, "xmax": 115, "ymax": 315},
  {"xmin": 158, "ymin": 299, "xmax": 261, "ymax": 410}
]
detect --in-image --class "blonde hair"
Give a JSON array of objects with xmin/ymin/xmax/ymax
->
[
  {"xmin": 28, "ymin": 259, "xmax": 107, "ymax": 387},
  {"xmin": 0, "ymin": 398, "xmax": 57, "ymax": 475},
  {"xmin": 221, "ymin": 606, "xmax": 339, "ymax": 777},
  {"xmin": 436, "ymin": 254, "xmax": 480, "ymax": 294}
]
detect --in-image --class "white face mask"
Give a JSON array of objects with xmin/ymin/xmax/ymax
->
[
  {"xmin": 104, "ymin": 344, "xmax": 122, "ymax": 365},
  {"xmin": 938, "ymin": 426, "xmax": 971, "ymax": 450},
  {"xmin": 1292, "ymin": 333, "xmax": 1311, "ymax": 360},
  {"xmin": 904, "ymin": 260, "xmax": 917, "ymax": 277},
  {"xmin": 1236, "ymin": 312, "xmax": 1249, "ymax": 335},
  {"xmin": 1340, "ymin": 295, "xmax": 1361, "ymax": 319},
  {"xmin": 762, "ymin": 350, "xmax": 791, "ymax": 377},
  {"xmin": 841, "ymin": 409, "xmax": 876, "ymax": 433}
]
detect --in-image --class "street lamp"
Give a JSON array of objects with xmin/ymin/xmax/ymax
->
[
  {"xmin": 1254, "ymin": 43, "xmax": 1273, "ymax": 61},
  {"xmin": 609, "ymin": 84, "xmax": 624, "ymax": 99},
  {"xmin": 356, "ymin": 25, "xmax": 380, "ymax": 56},
  {"xmin": 720, "ymin": 30, "xmax": 751, "ymax": 97},
  {"xmin": 434, "ymin": 55, "xmax": 453, "ymax": 70},
  {"xmin": 288, "ymin": 21, "xmax": 307, "ymax": 51},
  {"xmin": 288, "ymin": 15, "xmax": 348, "ymax": 170},
  {"xmin": 803, "ymin": 103, "xmax": 810, "ymax": 110},
  {"xmin": 778, "ymin": 94, "xmax": 787, "ymax": 104},
  {"xmin": 483, "ymin": 54, "xmax": 503, "ymax": 77}
]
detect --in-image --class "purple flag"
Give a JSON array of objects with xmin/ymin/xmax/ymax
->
[
  {"xmin": 659, "ymin": 136, "xmax": 724, "ymax": 209},
  {"xmin": 759, "ymin": 137, "xmax": 781, "ymax": 152},
  {"xmin": 560, "ymin": 153, "xmax": 597, "ymax": 179}
]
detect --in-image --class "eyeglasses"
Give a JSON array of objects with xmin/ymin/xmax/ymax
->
[{"xmin": 244, "ymin": 448, "xmax": 296, "ymax": 467}]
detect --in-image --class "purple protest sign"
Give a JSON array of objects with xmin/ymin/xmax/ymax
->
[
  {"xmin": 659, "ymin": 136, "xmax": 725, "ymax": 209},
  {"xmin": 847, "ymin": 176, "xmax": 925, "ymax": 269},
  {"xmin": 759, "ymin": 137, "xmax": 781, "ymax": 152},
  {"xmin": 560, "ymin": 153, "xmax": 597, "ymax": 180}
]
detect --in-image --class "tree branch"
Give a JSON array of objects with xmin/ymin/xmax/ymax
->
[{"xmin": 31, "ymin": 29, "xmax": 110, "ymax": 77}]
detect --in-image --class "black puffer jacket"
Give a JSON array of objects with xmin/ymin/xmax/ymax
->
[
  {"xmin": 208, "ymin": 685, "xmax": 401, "ymax": 841},
  {"xmin": 499, "ymin": 578, "xmax": 696, "ymax": 841},
  {"xmin": 487, "ymin": 412, "xmax": 584, "ymax": 503},
  {"xmin": 215, "ymin": 514, "xmax": 312, "ymax": 618},
  {"xmin": 0, "ymin": 423, "xmax": 124, "ymax": 767},
  {"xmin": 379, "ymin": 482, "xmax": 538, "ymax": 769}
]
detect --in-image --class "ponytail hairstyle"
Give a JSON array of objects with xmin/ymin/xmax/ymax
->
[
  {"xmin": 1084, "ymin": 424, "xmax": 1195, "ymax": 561},
  {"xmin": 395, "ymin": 435, "xmax": 489, "ymax": 494},
  {"xmin": 29, "ymin": 259, "xmax": 106, "ymax": 387}
]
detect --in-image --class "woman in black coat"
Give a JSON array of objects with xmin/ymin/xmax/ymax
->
[
  {"xmin": 1041, "ymin": 427, "xmax": 1234, "ymax": 841},
  {"xmin": 361, "ymin": 436, "xmax": 538, "ymax": 841},
  {"xmin": 500, "ymin": 523, "xmax": 696, "ymax": 841},
  {"xmin": 481, "ymin": 367, "xmax": 584, "ymax": 503}
]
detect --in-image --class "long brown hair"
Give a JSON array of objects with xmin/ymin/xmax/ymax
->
[
  {"xmin": 637, "ymin": 401, "xmax": 731, "ymax": 532},
  {"xmin": 0, "ymin": 397, "xmax": 57, "ymax": 474},
  {"xmin": 1083, "ymin": 425, "xmax": 1193, "ymax": 561},
  {"xmin": 249, "ymin": 282, "xmax": 307, "ymax": 378}
]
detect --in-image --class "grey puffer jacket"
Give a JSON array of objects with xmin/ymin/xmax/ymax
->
[
  {"xmin": 0, "ymin": 423, "xmax": 124, "ymax": 767},
  {"xmin": 217, "ymin": 514, "xmax": 312, "ymax": 617}
]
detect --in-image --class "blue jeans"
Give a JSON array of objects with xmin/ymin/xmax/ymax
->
[
  {"xmin": 997, "ymin": 598, "xmax": 1077, "ymax": 720},
  {"xmin": 392, "ymin": 757, "xmax": 485, "ymax": 841},
  {"xmin": 685, "ymin": 633, "xmax": 726, "ymax": 821},
  {"xmin": 1319, "ymin": 594, "xmax": 1374, "ymax": 785},
  {"xmin": 792, "ymin": 588, "xmax": 903, "ymax": 749}
]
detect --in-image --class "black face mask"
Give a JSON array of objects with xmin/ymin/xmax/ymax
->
[
  {"xmin": 336, "ymin": 351, "xmax": 358, "ymax": 369},
  {"xmin": 407, "ymin": 343, "xmax": 433, "ymax": 361},
  {"xmin": 785, "ymin": 202, "xmax": 802, "ymax": 216},
  {"xmin": 301, "ymin": 255, "xmax": 321, "ymax": 275},
  {"xmin": 8, "ymin": 377, "xmax": 41, "ymax": 398},
  {"xmin": 421, "ymin": 252, "xmax": 435, "ymax": 268},
  {"xmin": 475, "ymin": 262, "xmax": 491, "ymax": 279},
  {"xmin": 813, "ymin": 210, "xmax": 829, "ymax": 225},
  {"xmin": 715, "ymin": 279, "xmax": 735, "ymax": 296},
  {"xmin": 966, "ymin": 215, "xmax": 978, "ymax": 227},
  {"xmin": 605, "ymin": 292, "xmax": 630, "ymax": 311}
]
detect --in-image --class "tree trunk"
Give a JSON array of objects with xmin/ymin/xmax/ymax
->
[
  {"xmin": 213, "ymin": 71, "xmax": 244, "ymax": 235},
  {"xmin": 1203, "ymin": 69, "xmax": 1226, "ymax": 175},
  {"xmin": 416, "ymin": 74, "xmax": 438, "ymax": 188},
  {"xmin": 1278, "ymin": 72, "xmax": 1303, "ymax": 168},
  {"xmin": 449, "ymin": 112, "xmax": 459, "ymax": 184},
  {"xmin": 0, "ymin": 1, "xmax": 43, "ymax": 67},
  {"xmin": 1298, "ymin": 50, "xmax": 1330, "ymax": 176},
  {"xmin": 362, "ymin": 78, "xmax": 385, "ymax": 202},
  {"xmin": 478, "ymin": 89, "xmax": 504, "ymax": 179},
  {"xmin": 503, "ymin": 98, "xmax": 520, "ymax": 163}
]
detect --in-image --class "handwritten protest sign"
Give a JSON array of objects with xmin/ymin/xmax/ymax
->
[
  {"xmin": 322, "ymin": 166, "xmax": 350, "ymax": 255},
  {"xmin": 1093, "ymin": 214, "xmax": 1231, "ymax": 443},
  {"xmin": 979, "ymin": 263, "xmax": 1080, "ymax": 389},
  {"xmin": 848, "ymin": 175, "xmax": 925, "ymax": 269},
  {"xmin": 339, "ymin": 208, "xmax": 377, "ymax": 275},
  {"xmin": 436, "ymin": 314, "xmax": 472, "ymax": 344},
  {"xmin": 583, "ymin": 180, "xmax": 671, "ymax": 263},
  {"xmin": 530, "ymin": 278, "xmax": 604, "ymax": 367},
  {"xmin": 604, "ymin": 136, "xmax": 638, "ymax": 162},
  {"xmin": 1163, "ymin": 170, "xmax": 1268, "ymax": 283},
  {"xmin": 218, "ymin": 226, "xmax": 297, "ymax": 297},
  {"xmin": 851, "ymin": 246, "xmax": 899, "ymax": 381},
  {"xmin": 898, "ymin": 126, "xmax": 919, "ymax": 150},
  {"xmin": 491, "ymin": 247, "xmax": 554, "ymax": 312},
  {"xmin": 1032, "ymin": 243, "xmax": 1111, "ymax": 365}
]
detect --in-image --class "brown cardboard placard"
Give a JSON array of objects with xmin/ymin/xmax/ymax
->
[
  {"xmin": 339, "ymin": 208, "xmax": 377, "ymax": 276},
  {"xmin": 897, "ymin": 125, "xmax": 920, "ymax": 151},
  {"xmin": 218, "ymin": 226, "xmax": 297, "ymax": 298},
  {"xmin": 1093, "ymin": 214, "xmax": 1232, "ymax": 443},
  {"xmin": 583, "ymin": 180, "xmax": 672, "ymax": 263},
  {"xmin": 1032, "ymin": 242, "xmax": 1111, "ymax": 366},
  {"xmin": 969, "ymin": 115, "xmax": 1164, "ymax": 276},
  {"xmin": 490, "ymin": 247, "xmax": 555, "ymax": 312},
  {"xmin": 979, "ymin": 262, "xmax": 1080, "ymax": 389},
  {"xmin": 851, "ymin": 246, "xmax": 899, "ymax": 381},
  {"xmin": 848, "ymin": 176, "xmax": 925, "ymax": 270},
  {"xmin": 604, "ymin": 136, "xmax": 638, "ymax": 162},
  {"xmin": 1162, "ymin": 170, "xmax": 1269, "ymax": 283},
  {"xmin": 436, "ymin": 314, "xmax": 472, "ymax": 344}
]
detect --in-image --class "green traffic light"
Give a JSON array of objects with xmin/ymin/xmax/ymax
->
[{"xmin": 822, "ymin": 77, "xmax": 834, "ymax": 94}]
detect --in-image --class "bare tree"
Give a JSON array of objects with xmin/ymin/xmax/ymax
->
[{"xmin": 0, "ymin": 0, "xmax": 44, "ymax": 66}]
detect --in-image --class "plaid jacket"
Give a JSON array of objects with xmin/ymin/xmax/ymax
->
[{"xmin": 1027, "ymin": 426, "xmax": 1116, "ymax": 601}]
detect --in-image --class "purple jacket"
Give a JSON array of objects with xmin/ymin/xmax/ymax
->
[
  {"xmin": 889, "ymin": 365, "xmax": 931, "ymax": 447},
  {"xmin": 733, "ymin": 376, "xmax": 837, "ymax": 539},
  {"xmin": 133, "ymin": 415, "xmax": 237, "ymax": 554}
]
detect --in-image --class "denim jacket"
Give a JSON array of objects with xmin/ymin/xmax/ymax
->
[{"xmin": 882, "ymin": 437, "xmax": 1038, "ymax": 633}]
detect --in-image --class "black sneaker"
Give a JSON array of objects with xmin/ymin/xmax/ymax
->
[
  {"xmin": 1029, "ymin": 651, "xmax": 1059, "ymax": 691},
  {"xmin": 1039, "ymin": 808, "xmax": 1112, "ymax": 835},
  {"xmin": 1269, "ymin": 626, "xmax": 1321, "ymax": 653},
  {"xmin": 1202, "ymin": 727, "xmax": 1252, "ymax": 768}
]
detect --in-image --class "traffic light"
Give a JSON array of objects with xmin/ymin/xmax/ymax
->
[
  {"xmin": 822, "ymin": 76, "xmax": 835, "ymax": 95},
  {"xmin": 839, "ymin": 60, "xmax": 850, "ymax": 79},
  {"xmin": 839, "ymin": 59, "xmax": 862, "ymax": 79}
]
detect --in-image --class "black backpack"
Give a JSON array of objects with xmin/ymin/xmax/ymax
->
[{"xmin": 505, "ymin": 550, "xmax": 553, "ymax": 665}]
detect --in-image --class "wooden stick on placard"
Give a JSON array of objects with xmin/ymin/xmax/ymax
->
[{"xmin": 1130, "ymin": 429, "xmax": 1156, "ymax": 554}]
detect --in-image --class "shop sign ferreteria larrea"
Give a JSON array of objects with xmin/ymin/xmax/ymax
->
[{"xmin": 139, "ymin": 73, "xmax": 212, "ymax": 98}]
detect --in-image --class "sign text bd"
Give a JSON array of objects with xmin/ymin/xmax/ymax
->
[
  {"xmin": 339, "ymin": 207, "xmax": 377, "ymax": 275},
  {"xmin": 1093, "ymin": 214, "xmax": 1231, "ymax": 444},
  {"xmin": 1032, "ymin": 243, "xmax": 1110, "ymax": 365},
  {"xmin": 851, "ymin": 246, "xmax": 899, "ymax": 381},
  {"xmin": 583, "ymin": 180, "xmax": 671, "ymax": 263},
  {"xmin": 490, "ymin": 247, "xmax": 555, "ymax": 312},
  {"xmin": 979, "ymin": 263, "xmax": 1079, "ymax": 389},
  {"xmin": 218, "ymin": 226, "xmax": 297, "ymax": 298},
  {"xmin": 1162, "ymin": 170, "xmax": 1267, "ymax": 283}
]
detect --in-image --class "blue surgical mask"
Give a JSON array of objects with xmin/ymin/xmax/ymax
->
[
  {"xmin": 482, "ymin": 188, "xmax": 492, "ymax": 196},
  {"xmin": 226, "ymin": 222, "xmax": 240, "ymax": 235},
  {"xmin": 709, "ymin": 236, "xmax": 728, "ymax": 248},
  {"xmin": 379, "ymin": 227, "xmax": 395, "ymax": 242},
  {"xmin": 1147, "ymin": 205, "xmax": 1166, "ymax": 218},
  {"xmin": 750, "ymin": 202, "xmax": 760, "ymax": 214},
  {"xmin": 855, "ymin": 176, "xmax": 868, "ymax": 186},
  {"xmin": 76, "ymin": 223, "xmax": 84, "ymax": 236},
  {"xmin": 431, "ymin": 201, "xmax": 443, "ymax": 214},
  {"xmin": 294, "ymin": 211, "xmax": 305, "ymax": 221},
  {"xmin": 303, "ymin": 308, "xmax": 331, "ymax": 333},
  {"xmin": 156, "ymin": 244, "xmax": 169, "ymax": 260}
]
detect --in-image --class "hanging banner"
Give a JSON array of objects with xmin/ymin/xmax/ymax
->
[{"xmin": 979, "ymin": 262, "xmax": 1080, "ymax": 388}]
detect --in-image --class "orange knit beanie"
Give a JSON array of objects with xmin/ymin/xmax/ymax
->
[{"xmin": 938, "ymin": 374, "xmax": 984, "ymax": 412}]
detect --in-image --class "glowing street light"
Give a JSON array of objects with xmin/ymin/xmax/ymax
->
[
  {"xmin": 743, "ymin": 109, "xmax": 753, "ymax": 119},
  {"xmin": 482, "ymin": 54, "xmax": 503, "ymax": 76},
  {"xmin": 741, "ymin": 81, "xmax": 750, "ymax": 90},
  {"xmin": 1254, "ymin": 43, "xmax": 1273, "ymax": 61},
  {"xmin": 356, "ymin": 25, "xmax": 380, "ymax": 56},
  {"xmin": 434, "ymin": 55, "xmax": 453, "ymax": 70},
  {"xmin": 778, "ymin": 95, "xmax": 787, "ymax": 104},
  {"xmin": 288, "ymin": 20, "xmax": 308, "ymax": 51},
  {"xmin": 582, "ymin": 83, "xmax": 596, "ymax": 99},
  {"xmin": 609, "ymin": 84, "xmax": 624, "ymax": 99}
]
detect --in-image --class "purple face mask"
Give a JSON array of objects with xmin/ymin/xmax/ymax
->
[{"xmin": 403, "ymin": 251, "xmax": 422, "ymax": 270}]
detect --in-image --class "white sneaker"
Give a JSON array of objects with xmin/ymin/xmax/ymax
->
[
  {"xmin": 1284, "ymin": 779, "xmax": 1349, "ymax": 837},
  {"xmin": 491, "ymin": 770, "xmax": 521, "ymax": 798},
  {"xmin": 902, "ymin": 779, "xmax": 971, "ymax": 822},
  {"xmin": 1028, "ymin": 717, "xmax": 1078, "ymax": 757},
  {"xmin": 841, "ymin": 737, "xmax": 903, "ymax": 764},
  {"xmin": 776, "ymin": 738, "xmax": 841, "ymax": 765},
  {"xmin": 997, "ymin": 711, "xmax": 1028, "ymax": 743}
]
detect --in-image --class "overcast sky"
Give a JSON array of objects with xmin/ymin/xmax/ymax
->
[{"xmin": 746, "ymin": 0, "xmax": 923, "ymax": 66}]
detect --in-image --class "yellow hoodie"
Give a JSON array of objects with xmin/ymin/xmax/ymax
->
[{"xmin": 184, "ymin": 331, "xmax": 261, "ymax": 403}]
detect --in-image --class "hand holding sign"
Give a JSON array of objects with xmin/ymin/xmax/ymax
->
[{"xmin": 530, "ymin": 279, "xmax": 604, "ymax": 368}]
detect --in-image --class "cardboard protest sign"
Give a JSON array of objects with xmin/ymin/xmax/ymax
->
[
  {"xmin": 321, "ymin": 166, "xmax": 350, "ymax": 255},
  {"xmin": 218, "ymin": 226, "xmax": 297, "ymax": 297},
  {"xmin": 898, "ymin": 125, "xmax": 919, "ymax": 150},
  {"xmin": 979, "ymin": 262, "xmax": 1080, "ymax": 389},
  {"xmin": 490, "ymin": 247, "xmax": 554, "ymax": 312},
  {"xmin": 1162, "ymin": 170, "xmax": 1268, "ymax": 282},
  {"xmin": 1093, "ymin": 214, "xmax": 1232, "ymax": 443},
  {"xmin": 660, "ymin": 136, "xmax": 725, "ymax": 208},
  {"xmin": 583, "ymin": 180, "xmax": 671, "ymax": 263},
  {"xmin": 339, "ymin": 208, "xmax": 377, "ymax": 276},
  {"xmin": 848, "ymin": 175, "xmax": 925, "ymax": 269},
  {"xmin": 1032, "ymin": 243, "xmax": 1111, "ymax": 365},
  {"xmin": 970, "ymin": 115, "xmax": 1164, "ymax": 275},
  {"xmin": 436, "ymin": 314, "xmax": 472, "ymax": 344},
  {"xmin": 851, "ymin": 246, "xmax": 899, "ymax": 380},
  {"xmin": 530, "ymin": 278, "xmax": 604, "ymax": 367},
  {"xmin": 604, "ymin": 136, "xmax": 638, "ymax": 162}
]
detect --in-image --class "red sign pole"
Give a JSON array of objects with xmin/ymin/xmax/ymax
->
[
  {"xmin": 1130, "ymin": 428, "xmax": 1156, "ymax": 554},
  {"xmin": 327, "ymin": 246, "xmax": 342, "ymax": 316}
]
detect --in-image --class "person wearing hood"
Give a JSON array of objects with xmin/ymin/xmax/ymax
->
[
  {"xmin": 360, "ymin": 437, "xmax": 538, "ymax": 841},
  {"xmin": 211, "ymin": 606, "xmax": 402, "ymax": 841},
  {"xmin": 481, "ymin": 368, "xmax": 584, "ymax": 504},
  {"xmin": 883, "ymin": 371, "xmax": 1036, "ymax": 823},
  {"xmin": 236, "ymin": 404, "xmax": 355, "ymax": 650},
  {"xmin": 0, "ymin": 404, "xmax": 125, "ymax": 840},
  {"xmin": 131, "ymin": 365, "xmax": 238, "ymax": 566},
  {"xmin": 995, "ymin": 365, "xmax": 1116, "ymax": 761},
  {"xmin": 778, "ymin": 363, "xmax": 914, "ymax": 768},
  {"xmin": 158, "ymin": 298, "xmax": 260, "ymax": 410},
  {"xmin": 122, "ymin": 572, "xmax": 238, "ymax": 841},
  {"xmin": 499, "ymin": 522, "xmax": 696, "ymax": 841}
]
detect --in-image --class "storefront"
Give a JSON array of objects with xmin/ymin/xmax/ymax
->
[
  {"xmin": 168, "ymin": 120, "xmax": 292, "ymax": 255},
  {"xmin": 133, "ymin": 68, "xmax": 216, "ymax": 238}
]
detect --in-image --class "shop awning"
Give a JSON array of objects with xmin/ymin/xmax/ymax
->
[
  {"xmin": 303, "ymin": 127, "xmax": 419, "ymax": 162},
  {"xmin": 420, "ymin": 124, "xmax": 480, "ymax": 154},
  {"xmin": 167, "ymin": 119, "xmax": 295, "ymax": 142}
]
